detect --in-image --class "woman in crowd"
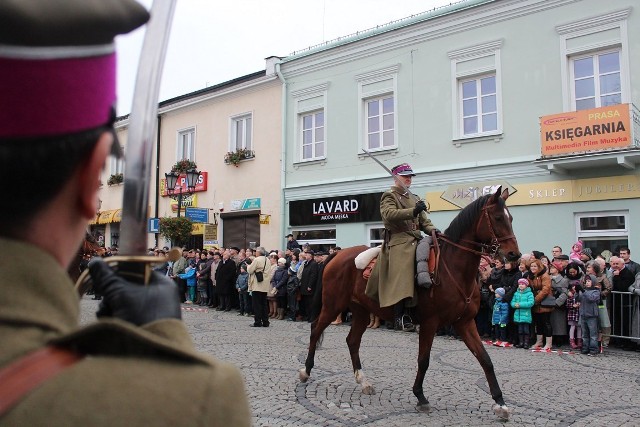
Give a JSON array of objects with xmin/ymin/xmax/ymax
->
[
  {"xmin": 587, "ymin": 259, "xmax": 612, "ymax": 349},
  {"xmin": 266, "ymin": 253, "xmax": 279, "ymax": 318},
  {"xmin": 529, "ymin": 258, "xmax": 554, "ymax": 350},
  {"xmin": 271, "ymin": 257, "xmax": 289, "ymax": 320},
  {"xmin": 549, "ymin": 261, "xmax": 568, "ymax": 347}
]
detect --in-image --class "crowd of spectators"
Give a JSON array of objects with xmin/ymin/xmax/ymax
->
[{"xmin": 477, "ymin": 242, "xmax": 640, "ymax": 354}]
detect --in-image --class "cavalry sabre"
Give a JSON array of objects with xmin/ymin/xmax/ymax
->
[
  {"xmin": 76, "ymin": 0, "xmax": 177, "ymax": 292},
  {"xmin": 361, "ymin": 149, "xmax": 429, "ymax": 211}
]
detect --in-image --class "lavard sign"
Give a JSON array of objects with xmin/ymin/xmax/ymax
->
[
  {"xmin": 290, "ymin": 193, "xmax": 382, "ymax": 225},
  {"xmin": 540, "ymin": 104, "xmax": 636, "ymax": 157}
]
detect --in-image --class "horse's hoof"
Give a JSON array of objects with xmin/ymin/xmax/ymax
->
[
  {"xmin": 416, "ymin": 402, "xmax": 431, "ymax": 413},
  {"xmin": 492, "ymin": 404, "xmax": 510, "ymax": 420},
  {"xmin": 361, "ymin": 384, "xmax": 376, "ymax": 395},
  {"xmin": 299, "ymin": 368, "xmax": 310, "ymax": 383}
]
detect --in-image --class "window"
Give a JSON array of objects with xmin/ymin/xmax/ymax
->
[
  {"xmin": 356, "ymin": 65, "xmax": 399, "ymax": 153},
  {"xmin": 301, "ymin": 111, "xmax": 325, "ymax": 160},
  {"xmin": 368, "ymin": 225, "xmax": 384, "ymax": 248},
  {"xmin": 177, "ymin": 128, "xmax": 195, "ymax": 161},
  {"xmin": 571, "ymin": 50, "xmax": 621, "ymax": 111},
  {"xmin": 448, "ymin": 40, "xmax": 502, "ymax": 142},
  {"xmin": 292, "ymin": 83, "xmax": 329, "ymax": 163},
  {"xmin": 292, "ymin": 228, "xmax": 336, "ymax": 253},
  {"xmin": 556, "ymin": 9, "xmax": 630, "ymax": 112},
  {"xmin": 366, "ymin": 96, "xmax": 394, "ymax": 150},
  {"xmin": 575, "ymin": 211, "xmax": 628, "ymax": 259},
  {"xmin": 110, "ymin": 151, "xmax": 124, "ymax": 175},
  {"xmin": 460, "ymin": 75, "xmax": 497, "ymax": 136},
  {"xmin": 231, "ymin": 114, "xmax": 252, "ymax": 151}
]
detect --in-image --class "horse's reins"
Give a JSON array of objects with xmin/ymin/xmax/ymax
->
[{"xmin": 431, "ymin": 202, "xmax": 515, "ymax": 321}]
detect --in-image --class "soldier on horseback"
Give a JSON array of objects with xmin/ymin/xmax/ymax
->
[{"xmin": 365, "ymin": 163, "xmax": 439, "ymax": 332}]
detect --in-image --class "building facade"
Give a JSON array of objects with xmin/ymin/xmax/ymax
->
[
  {"xmin": 98, "ymin": 59, "xmax": 283, "ymax": 251},
  {"xmin": 278, "ymin": 0, "xmax": 640, "ymax": 256}
]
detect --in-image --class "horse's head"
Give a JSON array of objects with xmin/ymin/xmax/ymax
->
[{"xmin": 477, "ymin": 186, "xmax": 521, "ymax": 262}]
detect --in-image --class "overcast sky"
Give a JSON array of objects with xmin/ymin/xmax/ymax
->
[{"xmin": 115, "ymin": 0, "xmax": 456, "ymax": 115}]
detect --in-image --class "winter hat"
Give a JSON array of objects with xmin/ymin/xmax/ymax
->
[
  {"xmin": 585, "ymin": 274, "xmax": 598, "ymax": 285},
  {"xmin": 495, "ymin": 287, "xmax": 506, "ymax": 298},
  {"xmin": 531, "ymin": 250, "xmax": 545, "ymax": 260},
  {"xmin": 573, "ymin": 240, "xmax": 583, "ymax": 252},
  {"xmin": 517, "ymin": 278, "xmax": 529, "ymax": 287},
  {"xmin": 551, "ymin": 261, "xmax": 564, "ymax": 272},
  {"xmin": 278, "ymin": 258, "xmax": 287, "ymax": 265},
  {"xmin": 580, "ymin": 247, "xmax": 593, "ymax": 260}
]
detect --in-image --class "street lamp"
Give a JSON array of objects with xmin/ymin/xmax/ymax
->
[{"xmin": 165, "ymin": 168, "xmax": 200, "ymax": 217}]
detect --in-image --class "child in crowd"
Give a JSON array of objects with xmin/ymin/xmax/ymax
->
[
  {"xmin": 566, "ymin": 281, "xmax": 582, "ymax": 349},
  {"xmin": 492, "ymin": 288, "xmax": 510, "ymax": 347},
  {"xmin": 235, "ymin": 264, "xmax": 249, "ymax": 316},
  {"xmin": 511, "ymin": 278, "xmax": 534, "ymax": 349},
  {"xmin": 569, "ymin": 240, "xmax": 583, "ymax": 262},
  {"xmin": 578, "ymin": 274, "xmax": 601, "ymax": 356},
  {"xmin": 178, "ymin": 264, "xmax": 197, "ymax": 304}
]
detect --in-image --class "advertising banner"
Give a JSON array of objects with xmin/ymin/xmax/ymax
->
[
  {"xmin": 540, "ymin": 104, "xmax": 635, "ymax": 157},
  {"xmin": 290, "ymin": 193, "xmax": 382, "ymax": 226},
  {"xmin": 160, "ymin": 171, "xmax": 208, "ymax": 196}
]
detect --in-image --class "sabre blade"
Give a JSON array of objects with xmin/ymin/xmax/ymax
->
[{"xmin": 119, "ymin": 0, "xmax": 177, "ymax": 256}]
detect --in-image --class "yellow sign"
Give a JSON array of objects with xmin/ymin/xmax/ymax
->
[
  {"xmin": 540, "ymin": 104, "xmax": 633, "ymax": 157},
  {"xmin": 97, "ymin": 210, "xmax": 117, "ymax": 224},
  {"xmin": 191, "ymin": 223, "xmax": 205, "ymax": 235},
  {"xmin": 170, "ymin": 194, "xmax": 197, "ymax": 212},
  {"xmin": 259, "ymin": 214, "xmax": 270, "ymax": 225},
  {"xmin": 112, "ymin": 209, "xmax": 122, "ymax": 223},
  {"xmin": 425, "ymin": 174, "xmax": 640, "ymax": 212}
]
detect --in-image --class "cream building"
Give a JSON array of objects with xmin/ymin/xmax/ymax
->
[{"xmin": 95, "ymin": 58, "xmax": 283, "ymax": 251}]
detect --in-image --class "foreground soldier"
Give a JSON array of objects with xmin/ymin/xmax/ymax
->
[
  {"xmin": 365, "ymin": 163, "xmax": 439, "ymax": 331},
  {"xmin": 0, "ymin": 1, "xmax": 251, "ymax": 425}
]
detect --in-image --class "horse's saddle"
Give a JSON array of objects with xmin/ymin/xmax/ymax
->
[{"xmin": 355, "ymin": 237, "xmax": 435, "ymax": 287}]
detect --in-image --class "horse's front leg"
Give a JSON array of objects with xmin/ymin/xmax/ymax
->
[
  {"xmin": 454, "ymin": 320, "xmax": 510, "ymax": 420},
  {"xmin": 346, "ymin": 304, "xmax": 375, "ymax": 394},
  {"xmin": 299, "ymin": 303, "xmax": 337, "ymax": 383},
  {"xmin": 413, "ymin": 318, "xmax": 437, "ymax": 412}
]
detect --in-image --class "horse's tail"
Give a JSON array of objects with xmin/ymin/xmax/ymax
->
[{"xmin": 309, "ymin": 252, "xmax": 339, "ymax": 322}]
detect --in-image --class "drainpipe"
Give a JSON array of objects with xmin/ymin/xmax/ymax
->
[
  {"xmin": 154, "ymin": 114, "xmax": 161, "ymax": 248},
  {"xmin": 275, "ymin": 61, "xmax": 287, "ymax": 247}
]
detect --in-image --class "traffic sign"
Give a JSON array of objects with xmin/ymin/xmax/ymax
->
[{"xmin": 148, "ymin": 218, "xmax": 160, "ymax": 233}]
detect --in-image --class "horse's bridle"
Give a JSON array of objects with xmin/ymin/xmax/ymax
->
[{"xmin": 437, "ymin": 202, "xmax": 515, "ymax": 259}]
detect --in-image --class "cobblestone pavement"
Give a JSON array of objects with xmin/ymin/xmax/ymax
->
[{"xmin": 80, "ymin": 297, "xmax": 640, "ymax": 426}]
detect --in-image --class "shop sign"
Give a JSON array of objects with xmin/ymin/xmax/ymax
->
[
  {"xmin": 230, "ymin": 198, "xmax": 261, "ymax": 210},
  {"xmin": 160, "ymin": 171, "xmax": 208, "ymax": 196},
  {"xmin": 191, "ymin": 223, "xmax": 205, "ymax": 235},
  {"xmin": 259, "ymin": 214, "xmax": 270, "ymax": 225},
  {"xmin": 185, "ymin": 207, "xmax": 208, "ymax": 223},
  {"xmin": 289, "ymin": 193, "xmax": 382, "ymax": 226},
  {"xmin": 440, "ymin": 181, "xmax": 516, "ymax": 209},
  {"xmin": 170, "ymin": 194, "xmax": 197, "ymax": 212},
  {"xmin": 204, "ymin": 224, "xmax": 217, "ymax": 241},
  {"xmin": 540, "ymin": 104, "xmax": 637, "ymax": 157}
]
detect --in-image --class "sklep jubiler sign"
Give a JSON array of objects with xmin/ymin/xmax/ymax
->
[{"xmin": 289, "ymin": 193, "xmax": 382, "ymax": 225}]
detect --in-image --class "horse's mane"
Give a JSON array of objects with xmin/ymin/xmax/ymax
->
[{"xmin": 443, "ymin": 194, "xmax": 504, "ymax": 243}]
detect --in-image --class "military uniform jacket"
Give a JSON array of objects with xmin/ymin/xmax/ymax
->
[
  {"xmin": 365, "ymin": 186, "xmax": 435, "ymax": 308},
  {"xmin": 0, "ymin": 238, "xmax": 251, "ymax": 426}
]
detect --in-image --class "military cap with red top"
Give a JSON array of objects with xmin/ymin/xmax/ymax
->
[
  {"xmin": 0, "ymin": 0, "xmax": 149, "ymax": 155},
  {"xmin": 391, "ymin": 163, "xmax": 416, "ymax": 177}
]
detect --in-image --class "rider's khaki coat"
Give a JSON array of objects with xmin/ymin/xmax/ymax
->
[{"xmin": 365, "ymin": 186, "xmax": 436, "ymax": 308}]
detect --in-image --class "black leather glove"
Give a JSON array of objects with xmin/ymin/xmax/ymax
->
[
  {"xmin": 89, "ymin": 258, "xmax": 182, "ymax": 326},
  {"xmin": 413, "ymin": 200, "xmax": 427, "ymax": 217}
]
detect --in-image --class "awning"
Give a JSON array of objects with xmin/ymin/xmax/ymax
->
[
  {"xmin": 112, "ymin": 209, "xmax": 122, "ymax": 223},
  {"xmin": 97, "ymin": 210, "xmax": 117, "ymax": 224}
]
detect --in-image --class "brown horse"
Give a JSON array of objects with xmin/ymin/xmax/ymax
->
[{"xmin": 299, "ymin": 187, "xmax": 520, "ymax": 420}]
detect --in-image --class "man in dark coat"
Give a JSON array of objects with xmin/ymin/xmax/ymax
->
[
  {"xmin": 0, "ymin": 1, "xmax": 250, "ymax": 424},
  {"xmin": 286, "ymin": 233, "xmax": 301, "ymax": 251},
  {"xmin": 215, "ymin": 250, "xmax": 238, "ymax": 311},
  {"xmin": 299, "ymin": 249, "xmax": 318, "ymax": 322},
  {"xmin": 610, "ymin": 255, "xmax": 636, "ymax": 345}
]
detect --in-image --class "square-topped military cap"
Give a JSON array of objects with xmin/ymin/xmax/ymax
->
[{"xmin": 0, "ymin": 0, "xmax": 149, "ymax": 156}]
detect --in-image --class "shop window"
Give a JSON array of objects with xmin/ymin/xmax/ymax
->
[
  {"xmin": 575, "ymin": 211, "xmax": 628, "ymax": 258},
  {"xmin": 292, "ymin": 228, "xmax": 335, "ymax": 253},
  {"xmin": 368, "ymin": 226, "xmax": 384, "ymax": 247}
]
